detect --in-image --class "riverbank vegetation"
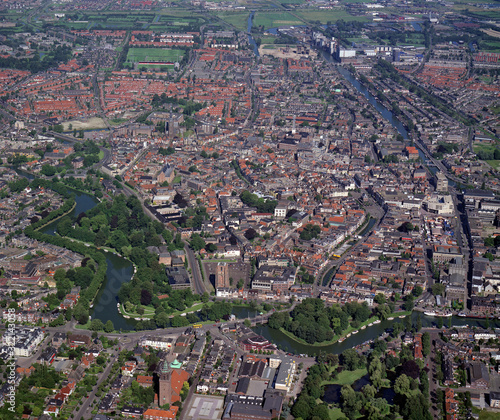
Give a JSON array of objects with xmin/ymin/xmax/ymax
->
[
  {"xmin": 292, "ymin": 322, "xmax": 432, "ymax": 420},
  {"xmin": 268, "ymin": 298, "xmax": 375, "ymax": 344}
]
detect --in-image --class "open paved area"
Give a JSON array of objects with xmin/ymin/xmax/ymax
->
[{"xmin": 184, "ymin": 395, "xmax": 225, "ymax": 420}]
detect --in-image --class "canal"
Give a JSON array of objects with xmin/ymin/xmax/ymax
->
[
  {"xmin": 253, "ymin": 312, "xmax": 500, "ymax": 356},
  {"xmin": 247, "ymin": 12, "xmax": 259, "ymax": 57},
  {"xmin": 332, "ymin": 55, "xmax": 457, "ymax": 186},
  {"xmin": 37, "ymin": 189, "xmax": 138, "ymax": 330},
  {"xmin": 34, "ymin": 187, "xmax": 266, "ymax": 330}
]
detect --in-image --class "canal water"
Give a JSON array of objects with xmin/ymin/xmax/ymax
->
[
  {"xmin": 252, "ymin": 312, "xmax": 500, "ymax": 356},
  {"xmin": 247, "ymin": 12, "xmax": 260, "ymax": 57},
  {"xmin": 335, "ymin": 64, "xmax": 411, "ymax": 142},
  {"xmin": 327, "ymin": 53, "xmax": 456, "ymax": 187},
  {"xmin": 37, "ymin": 190, "xmax": 138, "ymax": 330},
  {"xmin": 35, "ymin": 188, "xmax": 265, "ymax": 330}
]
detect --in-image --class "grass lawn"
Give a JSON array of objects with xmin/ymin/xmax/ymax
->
[
  {"xmin": 214, "ymin": 12, "xmax": 249, "ymax": 32},
  {"xmin": 321, "ymin": 368, "xmax": 367, "ymax": 386},
  {"xmin": 259, "ymin": 35, "xmax": 277, "ymax": 43},
  {"xmin": 329, "ymin": 407, "xmax": 345, "ymax": 420},
  {"xmin": 475, "ymin": 409, "xmax": 500, "ymax": 420},
  {"xmin": 486, "ymin": 160, "xmax": 500, "ymax": 169},
  {"xmin": 278, "ymin": 327, "xmax": 341, "ymax": 347},
  {"xmin": 481, "ymin": 41, "xmax": 500, "ymax": 52},
  {"xmin": 120, "ymin": 303, "xmax": 155, "ymax": 319},
  {"xmin": 253, "ymin": 11, "xmax": 302, "ymax": 29},
  {"xmin": 296, "ymin": 9, "xmax": 370, "ymax": 24},
  {"xmin": 168, "ymin": 301, "xmax": 214, "ymax": 317},
  {"xmin": 474, "ymin": 142, "xmax": 499, "ymax": 161},
  {"xmin": 98, "ymin": 150, "xmax": 104, "ymax": 160},
  {"xmin": 109, "ymin": 117, "xmax": 129, "ymax": 125},
  {"xmin": 126, "ymin": 47, "xmax": 184, "ymax": 63}
]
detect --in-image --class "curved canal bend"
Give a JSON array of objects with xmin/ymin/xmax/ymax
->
[
  {"xmin": 36, "ymin": 188, "xmax": 263, "ymax": 331},
  {"xmin": 39, "ymin": 190, "xmax": 137, "ymax": 330}
]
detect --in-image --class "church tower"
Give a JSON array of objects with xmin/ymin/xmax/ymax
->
[{"xmin": 158, "ymin": 361, "xmax": 172, "ymax": 406}]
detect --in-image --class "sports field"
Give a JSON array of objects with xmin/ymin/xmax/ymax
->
[{"xmin": 126, "ymin": 48, "xmax": 184, "ymax": 63}]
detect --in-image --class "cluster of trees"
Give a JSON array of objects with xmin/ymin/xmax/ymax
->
[
  {"xmin": 293, "ymin": 309, "xmax": 434, "ymax": 419},
  {"xmin": 7, "ymin": 154, "xmax": 29, "ymax": 165},
  {"xmin": 297, "ymin": 266, "xmax": 315, "ymax": 284},
  {"xmin": 8, "ymin": 177, "xmax": 29, "ymax": 193},
  {"xmin": 291, "ymin": 362, "xmax": 332, "ymax": 420},
  {"xmin": 240, "ymin": 190, "xmax": 277, "ymax": 213},
  {"xmin": 189, "ymin": 233, "xmax": 216, "ymax": 253},
  {"xmin": 89, "ymin": 318, "xmax": 115, "ymax": 333},
  {"xmin": 150, "ymin": 93, "xmax": 206, "ymax": 116},
  {"xmin": 0, "ymin": 363, "xmax": 64, "ymax": 417},
  {"xmin": 327, "ymin": 346, "xmax": 429, "ymax": 419},
  {"xmin": 484, "ymin": 235, "xmax": 500, "ymax": 247},
  {"xmin": 176, "ymin": 205, "xmax": 208, "ymax": 230},
  {"xmin": 477, "ymin": 146, "xmax": 500, "ymax": 161},
  {"xmin": 200, "ymin": 150, "xmax": 219, "ymax": 159},
  {"xmin": 158, "ymin": 146, "xmax": 175, "ymax": 156},
  {"xmin": 121, "ymin": 380, "xmax": 155, "ymax": 406},
  {"xmin": 25, "ymin": 199, "xmax": 108, "ymax": 324},
  {"xmin": 0, "ymin": 44, "xmax": 72, "ymax": 73},
  {"xmin": 269, "ymin": 298, "xmax": 372, "ymax": 344},
  {"xmin": 299, "ymin": 224, "xmax": 321, "ymax": 241},
  {"xmin": 30, "ymin": 175, "xmax": 102, "ymax": 199}
]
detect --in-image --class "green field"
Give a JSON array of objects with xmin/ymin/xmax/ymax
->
[
  {"xmin": 481, "ymin": 41, "xmax": 500, "ymax": 52},
  {"xmin": 253, "ymin": 11, "xmax": 303, "ymax": 29},
  {"xmin": 127, "ymin": 47, "xmax": 184, "ymax": 63},
  {"xmin": 296, "ymin": 9, "xmax": 370, "ymax": 24},
  {"xmin": 477, "ymin": 409, "xmax": 500, "ymax": 420},
  {"xmin": 215, "ymin": 12, "xmax": 249, "ymax": 31},
  {"xmin": 328, "ymin": 407, "xmax": 345, "ymax": 420},
  {"xmin": 320, "ymin": 368, "xmax": 367, "ymax": 386}
]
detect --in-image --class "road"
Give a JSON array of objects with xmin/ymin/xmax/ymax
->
[
  {"xmin": 185, "ymin": 245, "xmax": 206, "ymax": 295},
  {"xmin": 73, "ymin": 347, "xmax": 120, "ymax": 419}
]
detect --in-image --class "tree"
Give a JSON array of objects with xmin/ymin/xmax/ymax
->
[
  {"xmin": 90, "ymin": 319, "xmax": 104, "ymax": 331},
  {"xmin": 141, "ymin": 289, "xmax": 152, "ymax": 305},
  {"xmin": 65, "ymin": 307, "xmax": 73, "ymax": 321},
  {"xmin": 291, "ymin": 399, "xmax": 311, "ymax": 419},
  {"xmin": 244, "ymin": 228, "xmax": 257, "ymax": 240},
  {"xmin": 394, "ymin": 374, "xmax": 410, "ymax": 395},
  {"xmin": 403, "ymin": 294, "xmax": 415, "ymax": 311},
  {"xmin": 104, "ymin": 320, "xmax": 114, "ymax": 333},
  {"xmin": 422, "ymin": 332, "xmax": 430, "ymax": 356},
  {"xmin": 432, "ymin": 283, "xmax": 445, "ymax": 296},
  {"xmin": 363, "ymin": 384, "xmax": 376, "ymax": 400},
  {"xmin": 416, "ymin": 313, "xmax": 422, "ymax": 332},
  {"xmin": 412, "ymin": 285, "xmax": 423, "ymax": 297},
  {"xmin": 190, "ymin": 234, "xmax": 206, "ymax": 251},
  {"xmin": 399, "ymin": 359, "xmax": 420, "ymax": 379},
  {"xmin": 341, "ymin": 349, "xmax": 361, "ymax": 371},
  {"xmin": 401, "ymin": 393, "xmax": 432, "ymax": 420},
  {"xmin": 437, "ymin": 316, "xmax": 443, "ymax": 329}
]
